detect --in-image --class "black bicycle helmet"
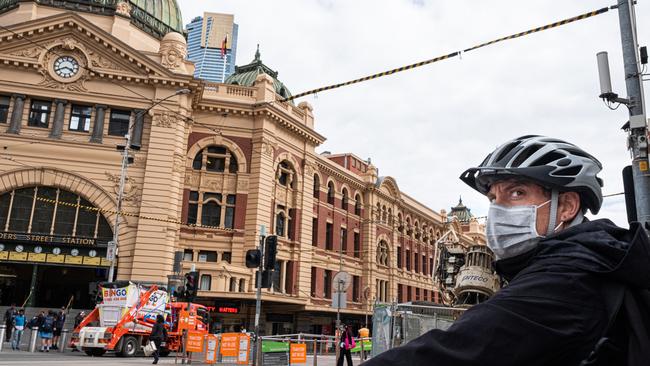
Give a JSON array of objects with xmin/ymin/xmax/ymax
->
[{"xmin": 460, "ymin": 135, "xmax": 604, "ymax": 214}]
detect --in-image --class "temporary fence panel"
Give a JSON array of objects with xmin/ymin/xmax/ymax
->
[
  {"xmin": 237, "ymin": 334, "xmax": 251, "ymax": 364},
  {"xmin": 204, "ymin": 334, "xmax": 218, "ymax": 364},
  {"xmin": 289, "ymin": 343, "xmax": 307, "ymax": 366},
  {"xmin": 220, "ymin": 332, "xmax": 239, "ymax": 363}
]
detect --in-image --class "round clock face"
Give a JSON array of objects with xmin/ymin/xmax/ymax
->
[
  {"xmin": 88, "ymin": 250, "xmax": 97, "ymax": 258},
  {"xmin": 15, "ymin": 245, "xmax": 24, "ymax": 253},
  {"xmin": 71, "ymin": 249, "xmax": 79, "ymax": 256},
  {"xmin": 34, "ymin": 246, "xmax": 43, "ymax": 254},
  {"xmin": 54, "ymin": 56, "xmax": 79, "ymax": 79},
  {"xmin": 52, "ymin": 247, "xmax": 61, "ymax": 255}
]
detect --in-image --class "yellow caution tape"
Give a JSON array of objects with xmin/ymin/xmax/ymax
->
[{"xmin": 280, "ymin": 7, "xmax": 610, "ymax": 103}]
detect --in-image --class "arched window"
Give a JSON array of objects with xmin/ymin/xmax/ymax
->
[
  {"xmin": 277, "ymin": 161, "xmax": 295, "ymax": 188},
  {"xmin": 313, "ymin": 174, "xmax": 320, "ymax": 199},
  {"xmin": 354, "ymin": 194, "xmax": 362, "ymax": 216},
  {"xmin": 327, "ymin": 182, "xmax": 335, "ymax": 205},
  {"xmin": 200, "ymin": 275, "xmax": 212, "ymax": 291},
  {"xmin": 388, "ymin": 208, "xmax": 393, "ymax": 225},
  {"xmin": 192, "ymin": 145, "xmax": 239, "ymax": 173},
  {"xmin": 381, "ymin": 206, "xmax": 387, "ymax": 223},
  {"xmin": 376, "ymin": 203, "xmax": 381, "ymax": 220},
  {"xmin": 377, "ymin": 240, "xmax": 389, "ymax": 266},
  {"xmin": 341, "ymin": 188, "xmax": 348, "ymax": 210},
  {"xmin": 397, "ymin": 213, "xmax": 403, "ymax": 233},
  {"xmin": 0, "ymin": 186, "xmax": 112, "ymax": 240},
  {"xmin": 188, "ymin": 191, "xmax": 236, "ymax": 228}
]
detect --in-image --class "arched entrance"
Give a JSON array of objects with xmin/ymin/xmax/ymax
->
[{"xmin": 0, "ymin": 186, "xmax": 113, "ymax": 308}]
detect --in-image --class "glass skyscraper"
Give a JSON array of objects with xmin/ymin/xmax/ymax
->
[{"xmin": 186, "ymin": 12, "xmax": 239, "ymax": 83}]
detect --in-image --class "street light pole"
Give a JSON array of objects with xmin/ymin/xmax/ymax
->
[{"xmin": 106, "ymin": 88, "xmax": 191, "ymax": 282}]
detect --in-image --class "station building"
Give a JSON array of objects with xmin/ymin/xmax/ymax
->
[{"xmin": 0, "ymin": 0, "xmax": 485, "ymax": 335}]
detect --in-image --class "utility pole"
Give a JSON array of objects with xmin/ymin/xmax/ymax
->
[
  {"xmin": 618, "ymin": 0, "xmax": 649, "ymax": 231},
  {"xmin": 252, "ymin": 226, "xmax": 265, "ymax": 366}
]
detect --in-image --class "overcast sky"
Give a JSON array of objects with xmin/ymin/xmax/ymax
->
[{"xmin": 179, "ymin": 0, "xmax": 650, "ymax": 228}]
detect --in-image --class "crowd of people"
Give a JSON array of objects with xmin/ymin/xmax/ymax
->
[{"xmin": 3, "ymin": 304, "xmax": 69, "ymax": 352}]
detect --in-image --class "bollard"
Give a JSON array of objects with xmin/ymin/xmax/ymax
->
[
  {"xmin": 0, "ymin": 324, "xmax": 6, "ymax": 352},
  {"xmin": 312, "ymin": 339, "xmax": 318, "ymax": 366},
  {"xmin": 59, "ymin": 329, "xmax": 69, "ymax": 353},
  {"xmin": 29, "ymin": 327, "xmax": 38, "ymax": 353}
]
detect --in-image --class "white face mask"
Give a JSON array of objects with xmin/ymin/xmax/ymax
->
[{"xmin": 486, "ymin": 200, "xmax": 551, "ymax": 260}]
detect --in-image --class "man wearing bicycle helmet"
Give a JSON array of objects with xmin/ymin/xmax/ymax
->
[{"xmin": 363, "ymin": 135, "xmax": 650, "ymax": 366}]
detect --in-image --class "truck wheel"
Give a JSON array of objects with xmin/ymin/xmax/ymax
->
[
  {"xmin": 83, "ymin": 348, "xmax": 106, "ymax": 357},
  {"xmin": 117, "ymin": 336, "xmax": 139, "ymax": 357}
]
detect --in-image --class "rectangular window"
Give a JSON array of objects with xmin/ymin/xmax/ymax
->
[
  {"xmin": 69, "ymin": 105, "xmax": 92, "ymax": 132},
  {"xmin": 429, "ymin": 258, "xmax": 434, "ymax": 277},
  {"xmin": 200, "ymin": 275, "xmax": 211, "ymax": 291},
  {"xmin": 221, "ymin": 252, "xmax": 232, "ymax": 263},
  {"xmin": 340, "ymin": 228, "xmax": 347, "ymax": 254},
  {"xmin": 407, "ymin": 286, "xmax": 412, "ymax": 302},
  {"xmin": 312, "ymin": 218, "xmax": 318, "ymax": 246},
  {"xmin": 352, "ymin": 275, "xmax": 360, "ymax": 302},
  {"xmin": 325, "ymin": 223, "xmax": 333, "ymax": 250},
  {"xmin": 397, "ymin": 247, "xmax": 402, "ymax": 269},
  {"xmin": 415, "ymin": 288, "xmax": 420, "ymax": 301},
  {"xmin": 108, "ymin": 109, "xmax": 130, "ymax": 136},
  {"xmin": 288, "ymin": 208, "xmax": 295, "ymax": 240},
  {"xmin": 0, "ymin": 96, "xmax": 9, "ymax": 124},
  {"xmin": 324, "ymin": 270, "xmax": 332, "ymax": 299},
  {"xmin": 224, "ymin": 194, "xmax": 236, "ymax": 228},
  {"xmin": 353, "ymin": 232, "xmax": 360, "ymax": 258},
  {"xmin": 405, "ymin": 250, "xmax": 411, "ymax": 271},
  {"xmin": 183, "ymin": 249, "xmax": 193, "ymax": 261},
  {"xmin": 311, "ymin": 267, "xmax": 317, "ymax": 297},
  {"xmin": 198, "ymin": 250, "xmax": 217, "ymax": 262},
  {"xmin": 422, "ymin": 254, "xmax": 427, "ymax": 276},
  {"xmin": 188, "ymin": 191, "xmax": 199, "ymax": 224},
  {"xmin": 28, "ymin": 100, "xmax": 51, "ymax": 128}
]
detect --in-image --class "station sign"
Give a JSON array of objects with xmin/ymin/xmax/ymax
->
[{"xmin": 0, "ymin": 231, "xmax": 100, "ymax": 246}]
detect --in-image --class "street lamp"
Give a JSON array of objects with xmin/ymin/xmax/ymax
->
[{"xmin": 107, "ymin": 88, "xmax": 192, "ymax": 282}]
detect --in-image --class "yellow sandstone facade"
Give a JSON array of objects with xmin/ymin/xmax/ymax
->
[{"xmin": 0, "ymin": 1, "xmax": 484, "ymax": 334}]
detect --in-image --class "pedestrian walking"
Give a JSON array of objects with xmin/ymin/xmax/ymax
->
[
  {"xmin": 39, "ymin": 310, "xmax": 55, "ymax": 352},
  {"xmin": 337, "ymin": 324, "xmax": 355, "ymax": 366},
  {"xmin": 52, "ymin": 307, "xmax": 66, "ymax": 350},
  {"xmin": 149, "ymin": 314, "xmax": 167, "ymax": 364},
  {"xmin": 73, "ymin": 311, "xmax": 85, "ymax": 329},
  {"xmin": 11, "ymin": 309, "xmax": 25, "ymax": 350},
  {"xmin": 3, "ymin": 303, "xmax": 16, "ymax": 342}
]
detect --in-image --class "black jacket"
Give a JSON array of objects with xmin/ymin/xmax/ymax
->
[
  {"xmin": 150, "ymin": 322, "xmax": 167, "ymax": 342},
  {"xmin": 363, "ymin": 219, "xmax": 650, "ymax": 366}
]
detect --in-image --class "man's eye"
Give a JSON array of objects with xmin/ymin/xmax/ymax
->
[{"xmin": 510, "ymin": 190, "xmax": 524, "ymax": 198}]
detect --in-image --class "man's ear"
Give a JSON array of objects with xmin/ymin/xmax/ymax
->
[{"xmin": 557, "ymin": 192, "xmax": 581, "ymax": 222}]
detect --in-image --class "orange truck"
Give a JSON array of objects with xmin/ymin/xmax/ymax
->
[{"xmin": 70, "ymin": 281, "xmax": 208, "ymax": 357}]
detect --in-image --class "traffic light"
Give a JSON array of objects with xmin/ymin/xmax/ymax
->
[
  {"xmin": 264, "ymin": 235, "xmax": 278, "ymax": 270},
  {"xmin": 184, "ymin": 271, "xmax": 199, "ymax": 300},
  {"xmin": 246, "ymin": 249, "xmax": 261, "ymax": 268}
]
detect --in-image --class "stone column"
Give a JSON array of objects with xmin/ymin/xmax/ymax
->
[
  {"xmin": 131, "ymin": 109, "xmax": 145, "ymax": 149},
  {"xmin": 6, "ymin": 94, "xmax": 26, "ymax": 134},
  {"xmin": 90, "ymin": 104, "xmax": 107, "ymax": 143},
  {"xmin": 49, "ymin": 99, "xmax": 67, "ymax": 138},
  {"xmin": 281, "ymin": 260, "xmax": 287, "ymax": 294}
]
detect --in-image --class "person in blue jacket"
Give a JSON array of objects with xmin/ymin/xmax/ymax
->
[{"xmin": 363, "ymin": 135, "xmax": 650, "ymax": 366}]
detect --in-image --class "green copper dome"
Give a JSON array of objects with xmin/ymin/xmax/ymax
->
[
  {"xmin": 449, "ymin": 197, "xmax": 473, "ymax": 223},
  {"xmin": 128, "ymin": 0, "xmax": 183, "ymax": 34},
  {"xmin": 225, "ymin": 46, "xmax": 293, "ymax": 101},
  {"xmin": 0, "ymin": 1, "xmax": 184, "ymax": 38}
]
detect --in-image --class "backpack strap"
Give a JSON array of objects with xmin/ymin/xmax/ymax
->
[{"xmin": 579, "ymin": 281, "xmax": 626, "ymax": 366}]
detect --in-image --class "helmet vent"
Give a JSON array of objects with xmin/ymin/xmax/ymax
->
[
  {"xmin": 531, "ymin": 151, "xmax": 565, "ymax": 167},
  {"xmin": 511, "ymin": 144, "xmax": 543, "ymax": 167},
  {"xmin": 554, "ymin": 166, "xmax": 582, "ymax": 176},
  {"xmin": 494, "ymin": 141, "xmax": 520, "ymax": 163}
]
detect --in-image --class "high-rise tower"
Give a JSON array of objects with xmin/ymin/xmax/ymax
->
[{"xmin": 187, "ymin": 12, "xmax": 239, "ymax": 82}]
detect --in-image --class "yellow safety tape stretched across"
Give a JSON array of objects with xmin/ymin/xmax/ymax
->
[{"xmin": 280, "ymin": 7, "xmax": 610, "ymax": 103}]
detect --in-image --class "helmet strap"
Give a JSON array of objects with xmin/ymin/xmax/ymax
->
[{"xmin": 546, "ymin": 189, "xmax": 559, "ymax": 236}]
